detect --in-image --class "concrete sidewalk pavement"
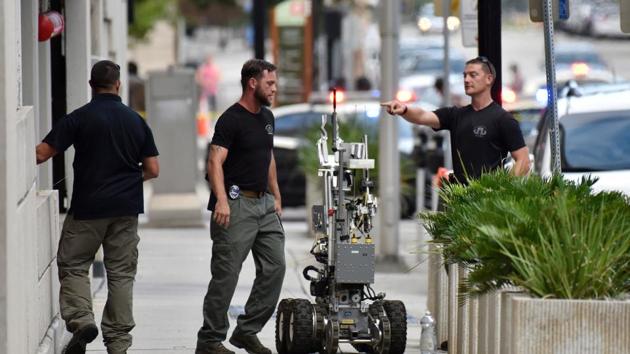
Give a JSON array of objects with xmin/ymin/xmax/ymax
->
[{"xmin": 86, "ymin": 216, "xmax": 429, "ymax": 353}]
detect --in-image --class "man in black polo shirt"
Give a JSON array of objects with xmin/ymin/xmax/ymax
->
[
  {"xmin": 36, "ymin": 60, "xmax": 159, "ymax": 354},
  {"xmin": 195, "ymin": 59, "xmax": 284, "ymax": 354},
  {"xmin": 382, "ymin": 56, "xmax": 530, "ymax": 182}
]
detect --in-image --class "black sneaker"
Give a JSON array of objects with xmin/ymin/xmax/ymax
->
[
  {"xmin": 229, "ymin": 334, "xmax": 272, "ymax": 354},
  {"xmin": 64, "ymin": 323, "xmax": 98, "ymax": 354},
  {"xmin": 195, "ymin": 342, "xmax": 235, "ymax": 354}
]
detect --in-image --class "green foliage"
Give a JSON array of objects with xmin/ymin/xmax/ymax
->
[
  {"xmin": 421, "ymin": 171, "xmax": 630, "ymax": 300},
  {"xmin": 129, "ymin": 0, "xmax": 175, "ymax": 40}
]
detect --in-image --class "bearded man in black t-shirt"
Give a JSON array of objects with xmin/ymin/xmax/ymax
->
[
  {"xmin": 195, "ymin": 59, "xmax": 285, "ymax": 354},
  {"xmin": 382, "ymin": 57, "xmax": 530, "ymax": 183}
]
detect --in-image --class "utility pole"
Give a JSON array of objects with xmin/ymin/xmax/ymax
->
[
  {"xmin": 477, "ymin": 0, "xmax": 502, "ymax": 104},
  {"xmin": 253, "ymin": 0, "xmax": 265, "ymax": 59},
  {"xmin": 441, "ymin": 0, "xmax": 451, "ymax": 107},
  {"xmin": 378, "ymin": 0, "xmax": 400, "ymax": 265},
  {"xmin": 542, "ymin": 0, "xmax": 561, "ymax": 173}
]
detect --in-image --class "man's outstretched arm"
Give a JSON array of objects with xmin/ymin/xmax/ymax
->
[{"xmin": 381, "ymin": 100, "xmax": 441, "ymax": 129}]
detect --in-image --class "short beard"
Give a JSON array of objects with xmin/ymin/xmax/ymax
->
[{"xmin": 254, "ymin": 86, "xmax": 272, "ymax": 107}]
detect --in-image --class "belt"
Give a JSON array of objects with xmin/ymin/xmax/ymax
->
[{"xmin": 240, "ymin": 190, "xmax": 265, "ymax": 198}]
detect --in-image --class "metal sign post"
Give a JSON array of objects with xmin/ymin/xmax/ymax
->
[{"xmin": 542, "ymin": 0, "xmax": 562, "ymax": 173}]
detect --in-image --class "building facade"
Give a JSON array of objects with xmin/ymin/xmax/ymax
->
[{"xmin": 0, "ymin": 1, "xmax": 129, "ymax": 352}]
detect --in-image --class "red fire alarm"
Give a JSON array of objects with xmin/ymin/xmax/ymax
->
[{"xmin": 38, "ymin": 11, "xmax": 64, "ymax": 41}]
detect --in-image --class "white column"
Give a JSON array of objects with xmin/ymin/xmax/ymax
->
[
  {"xmin": 111, "ymin": 0, "xmax": 129, "ymax": 103},
  {"xmin": 377, "ymin": 0, "xmax": 401, "ymax": 262},
  {"xmin": 38, "ymin": 40, "xmax": 53, "ymax": 189},
  {"xmin": 0, "ymin": 0, "xmax": 20, "ymax": 352},
  {"xmin": 64, "ymin": 1, "xmax": 92, "ymax": 202}
]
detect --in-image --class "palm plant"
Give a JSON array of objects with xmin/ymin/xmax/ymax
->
[{"xmin": 421, "ymin": 171, "xmax": 630, "ymax": 300}]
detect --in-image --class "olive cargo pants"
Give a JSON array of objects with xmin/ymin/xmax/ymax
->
[
  {"xmin": 197, "ymin": 193, "xmax": 286, "ymax": 349},
  {"xmin": 57, "ymin": 214, "xmax": 139, "ymax": 353}
]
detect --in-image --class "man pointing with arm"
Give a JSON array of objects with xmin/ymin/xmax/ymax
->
[{"xmin": 382, "ymin": 56, "xmax": 530, "ymax": 183}]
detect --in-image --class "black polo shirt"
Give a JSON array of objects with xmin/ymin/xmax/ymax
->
[
  {"xmin": 207, "ymin": 103, "xmax": 275, "ymax": 210},
  {"xmin": 43, "ymin": 93, "xmax": 159, "ymax": 219},
  {"xmin": 434, "ymin": 102, "xmax": 525, "ymax": 183}
]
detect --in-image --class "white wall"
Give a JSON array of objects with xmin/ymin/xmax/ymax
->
[
  {"xmin": 0, "ymin": 0, "xmax": 19, "ymax": 350},
  {"xmin": 0, "ymin": 1, "xmax": 128, "ymax": 353}
]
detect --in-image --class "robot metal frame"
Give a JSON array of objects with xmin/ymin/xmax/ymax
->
[{"xmin": 275, "ymin": 90, "xmax": 408, "ymax": 354}]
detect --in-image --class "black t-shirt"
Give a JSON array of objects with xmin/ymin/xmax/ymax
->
[
  {"xmin": 43, "ymin": 93, "xmax": 159, "ymax": 219},
  {"xmin": 208, "ymin": 103, "xmax": 275, "ymax": 210},
  {"xmin": 434, "ymin": 102, "xmax": 525, "ymax": 183}
]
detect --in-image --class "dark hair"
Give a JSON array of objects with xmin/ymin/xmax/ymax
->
[
  {"xmin": 240, "ymin": 59, "xmax": 277, "ymax": 91},
  {"xmin": 466, "ymin": 56, "xmax": 496, "ymax": 78},
  {"xmin": 90, "ymin": 60, "xmax": 120, "ymax": 90}
]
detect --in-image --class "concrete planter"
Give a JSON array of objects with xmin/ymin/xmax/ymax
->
[
  {"xmin": 476, "ymin": 288, "xmax": 521, "ymax": 354},
  {"xmin": 426, "ymin": 244, "xmax": 449, "ymax": 346},
  {"xmin": 500, "ymin": 293, "xmax": 630, "ymax": 354}
]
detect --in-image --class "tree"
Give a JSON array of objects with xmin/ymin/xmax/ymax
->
[
  {"xmin": 129, "ymin": 0, "xmax": 176, "ymax": 40},
  {"xmin": 178, "ymin": 0, "xmax": 283, "ymax": 27}
]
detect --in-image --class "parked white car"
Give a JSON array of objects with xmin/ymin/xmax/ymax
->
[{"xmin": 533, "ymin": 87, "xmax": 630, "ymax": 196}]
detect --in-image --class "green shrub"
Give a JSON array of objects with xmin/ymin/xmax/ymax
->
[{"xmin": 421, "ymin": 171, "xmax": 630, "ymax": 300}]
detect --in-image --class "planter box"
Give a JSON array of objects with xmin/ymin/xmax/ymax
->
[
  {"xmin": 477, "ymin": 288, "xmax": 521, "ymax": 354},
  {"xmin": 426, "ymin": 244, "xmax": 449, "ymax": 345},
  {"xmin": 501, "ymin": 293, "xmax": 630, "ymax": 354}
]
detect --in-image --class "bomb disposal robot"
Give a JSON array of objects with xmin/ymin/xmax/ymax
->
[{"xmin": 275, "ymin": 91, "xmax": 407, "ymax": 354}]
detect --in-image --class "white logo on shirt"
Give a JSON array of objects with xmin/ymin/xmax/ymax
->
[
  {"xmin": 473, "ymin": 125, "xmax": 487, "ymax": 138},
  {"xmin": 265, "ymin": 124, "xmax": 273, "ymax": 135}
]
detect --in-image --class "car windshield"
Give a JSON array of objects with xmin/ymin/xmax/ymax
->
[
  {"xmin": 400, "ymin": 55, "xmax": 465, "ymax": 76},
  {"xmin": 561, "ymin": 111, "xmax": 630, "ymax": 171},
  {"xmin": 274, "ymin": 112, "xmax": 321, "ymax": 136}
]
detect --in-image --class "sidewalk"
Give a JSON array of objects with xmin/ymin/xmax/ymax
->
[{"xmin": 86, "ymin": 214, "xmax": 430, "ymax": 353}]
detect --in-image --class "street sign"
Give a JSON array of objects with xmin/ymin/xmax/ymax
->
[
  {"xmin": 529, "ymin": 0, "xmax": 569, "ymax": 22},
  {"xmin": 622, "ymin": 0, "xmax": 630, "ymax": 33}
]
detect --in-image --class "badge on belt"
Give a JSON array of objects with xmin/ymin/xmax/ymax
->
[{"xmin": 228, "ymin": 185, "xmax": 240, "ymax": 200}]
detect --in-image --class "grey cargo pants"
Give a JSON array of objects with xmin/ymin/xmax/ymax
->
[
  {"xmin": 57, "ymin": 214, "xmax": 139, "ymax": 353},
  {"xmin": 197, "ymin": 193, "xmax": 286, "ymax": 349}
]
